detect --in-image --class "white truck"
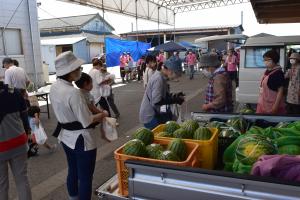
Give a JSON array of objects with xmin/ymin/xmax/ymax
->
[
  {"xmin": 96, "ymin": 112, "xmax": 300, "ymax": 200},
  {"xmin": 237, "ymin": 35, "xmax": 300, "ymax": 105}
]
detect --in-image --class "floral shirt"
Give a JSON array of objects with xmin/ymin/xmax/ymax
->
[{"xmin": 286, "ymin": 66, "xmax": 300, "ymax": 105}]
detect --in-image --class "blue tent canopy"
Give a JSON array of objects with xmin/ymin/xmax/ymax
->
[{"xmin": 105, "ymin": 37, "xmax": 151, "ymax": 67}]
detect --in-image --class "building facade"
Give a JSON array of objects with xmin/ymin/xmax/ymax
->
[
  {"xmin": 0, "ymin": 0, "xmax": 43, "ymax": 86},
  {"xmin": 39, "ymin": 14, "xmax": 117, "ymax": 73}
]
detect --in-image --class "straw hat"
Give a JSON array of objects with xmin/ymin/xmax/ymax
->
[{"xmin": 55, "ymin": 51, "xmax": 84, "ymax": 76}]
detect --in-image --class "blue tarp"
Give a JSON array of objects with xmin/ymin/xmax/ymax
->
[{"xmin": 105, "ymin": 37, "xmax": 151, "ymax": 67}]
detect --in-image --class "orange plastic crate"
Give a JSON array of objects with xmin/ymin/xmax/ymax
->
[
  {"xmin": 114, "ymin": 139, "xmax": 199, "ymax": 197},
  {"xmin": 153, "ymin": 124, "xmax": 218, "ymax": 170}
]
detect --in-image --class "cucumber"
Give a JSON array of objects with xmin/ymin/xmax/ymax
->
[{"xmin": 274, "ymin": 136, "xmax": 300, "ymax": 147}]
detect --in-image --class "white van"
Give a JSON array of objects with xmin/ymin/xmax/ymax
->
[{"xmin": 236, "ymin": 35, "xmax": 300, "ymax": 105}]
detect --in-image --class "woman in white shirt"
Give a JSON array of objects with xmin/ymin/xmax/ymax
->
[
  {"xmin": 143, "ymin": 55, "xmax": 157, "ymax": 88},
  {"xmin": 89, "ymin": 58, "xmax": 111, "ymax": 116},
  {"xmin": 50, "ymin": 51, "xmax": 108, "ymax": 200}
]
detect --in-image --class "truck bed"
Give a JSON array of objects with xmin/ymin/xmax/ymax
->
[{"xmin": 96, "ymin": 113, "xmax": 300, "ymax": 200}]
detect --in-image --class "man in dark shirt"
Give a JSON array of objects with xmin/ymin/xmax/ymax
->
[{"xmin": 0, "ymin": 81, "xmax": 32, "ymax": 200}]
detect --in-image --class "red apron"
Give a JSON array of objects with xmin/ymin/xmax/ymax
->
[{"xmin": 256, "ymin": 68, "xmax": 285, "ymax": 114}]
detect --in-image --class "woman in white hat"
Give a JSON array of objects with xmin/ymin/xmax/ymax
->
[
  {"xmin": 50, "ymin": 51, "xmax": 108, "ymax": 200},
  {"xmin": 285, "ymin": 52, "xmax": 300, "ymax": 114}
]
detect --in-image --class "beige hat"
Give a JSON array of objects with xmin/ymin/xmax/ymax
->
[
  {"xmin": 55, "ymin": 51, "xmax": 84, "ymax": 76},
  {"xmin": 199, "ymin": 54, "xmax": 220, "ymax": 68},
  {"xmin": 289, "ymin": 53, "xmax": 300, "ymax": 60}
]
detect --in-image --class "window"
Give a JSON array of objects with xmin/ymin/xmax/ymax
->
[
  {"xmin": 245, "ymin": 47, "xmax": 280, "ymax": 68},
  {"xmin": 0, "ymin": 28, "xmax": 23, "ymax": 55}
]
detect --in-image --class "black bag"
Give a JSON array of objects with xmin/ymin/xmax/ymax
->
[{"xmin": 154, "ymin": 105, "xmax": 173, "ymax": 124}]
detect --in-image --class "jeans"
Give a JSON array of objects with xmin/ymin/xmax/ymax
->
[
  {"xmin": 144, "ymin": 117, "xmax": 160, "ymax": 130},
  {"xmin": 0, "ymin": 153, "xmax": 32, "ymax": 200},
  {"xmin": 62, "ymin": 135, "xmax": 97, "ymax": 200},
  {"xmin": 189, "ymin": 65, "xmax": 195, "ymax": 79}
]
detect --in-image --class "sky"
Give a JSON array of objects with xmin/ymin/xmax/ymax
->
[{"xmin": 37, "ymin": 0, "xmax": 300, "ymax": 37}]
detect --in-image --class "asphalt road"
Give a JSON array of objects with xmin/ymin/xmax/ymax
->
[{"xmin": 9, "ymin": 73, "xmax": 209, "ymax": 200}]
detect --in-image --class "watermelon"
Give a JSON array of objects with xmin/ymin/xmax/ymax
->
[
  {"xmin": 278, "ymin": 145, "xmax": 300, "ymax": 155},
  {"xmin": 236, "ymin": 134, "xmax": 277, "ymax": 165},
  {"xmin": 157, "ymin": 131, "xmax": 173, "ymax": 138},
  {"xmin": 181, "ymin": 120, "xmax": 199, "ymax": 138},
  {"xmin": 173, "ymin": 128, "xmax": 190, "ymax": 139},
  {"xmin": 239, "ymin": 108, "xmax": 255, "ymax": 114},
  {"xmin": 193, "ymin": 127, "xmax": 212, "ymax": 140},
  {"xmin": 207, "ymin": 121, "xmax": 228, "ymax": 132},
  {"xmin": 219, "ymin": 129, "xmax": 240, "ymax": 138},
  {"xmin": 276, "ymin": 122, "xmax": 291, "ymax": 128},
  {"xmin": 165, "ymin": 121, "xmax": 180, "ymax": 133},
  {"xmin": 133, "ymin": 127, "xmax": 154, "ymax": 145},
  {"xmin": 123, "ymin": 139, "xmax": 147, "ymax": 157},
  {"xmin": 232, "ymin": 159, "xmax": 252, "ymax": 174},
  {"xmin": 158, "ymin": 150, "xmax": 180, "ymax": 161},
  {"xmin": 146, "ymin": 143, "xmax": 164, "ymax": 159},
  {"xmin": 167, "ymin": 138, "xmax": 187, "ymax": 161},
  {"xmin": 227, "ymin": 117, "xmax": 249, "ymax": 133}
]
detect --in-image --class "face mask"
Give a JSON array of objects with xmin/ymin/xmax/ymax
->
[
  {"xmin": 202, "ymin": 69, "xmax": 213, "ymax": 78},
  {"xmin": 264, "ymin": 60, "xmax": 273, "ymax": 70},
  {"xmin": 290, "ymin": 59, "xmax": 296, "ymax": 65}
]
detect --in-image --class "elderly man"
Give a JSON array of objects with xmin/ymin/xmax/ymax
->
[
  {"xmin": 200, "ymin": 54, "xmax": 233, "ymax": 113},
  {"xmin": 3, "ymin": 58, "xmax": 30, "ymax": 89}
]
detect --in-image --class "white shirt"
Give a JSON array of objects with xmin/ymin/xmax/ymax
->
[
  {"xmin": 89, "ymin": 68, "xmax": 104, "ymax": 103},
  {"xmin": 50, "ymin": 79, "xmax": 96, "ymax": 151},
  {"xmin": 0, "ymin": 68, "xmax": 5, "ymax": 81},
  {"xmin": 4, "ymin": 65, "xmax": 29, "ymax": 89},
  {"xmin": 143, "ymin": 67, "xmax": 154, "ymax": 88}
]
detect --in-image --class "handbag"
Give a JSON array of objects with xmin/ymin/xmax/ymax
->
[
  {"xmin": 154, "ymin": 105, "xmax": 173, "ymax": 124},
  {"xmin": 147, "ymin": 94, "xmax": 173, "ymax": 124}
]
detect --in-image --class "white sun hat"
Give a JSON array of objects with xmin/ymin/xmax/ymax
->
[{"xmin": 55, "ymin": 51, "xmax": 84, "ymax": 76}]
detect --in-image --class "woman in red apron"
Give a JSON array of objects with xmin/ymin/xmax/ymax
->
[{"xmin": 256, "ymin": 50, "xmax": 286, "ymax": 114}]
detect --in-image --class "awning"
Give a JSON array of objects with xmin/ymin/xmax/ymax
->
[
  {"xmin": 41, "ymin": 36, "xmax": 86, "ymax": 45},
  {"xmin": 195, "ymin": 34, "xmax": 248, "ymax": 43},
  {"xmin": 250, "ymin": 0, "xmax": 300, "ymax": 24}
]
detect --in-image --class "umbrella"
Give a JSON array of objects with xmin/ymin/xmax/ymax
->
[
  {"xmin": 179, "ymin": 41, "xmax": 200, "ymax": 49},
  {"xmin": 153, "ymin": 41, "xmax": 186, "ymax": 52}
]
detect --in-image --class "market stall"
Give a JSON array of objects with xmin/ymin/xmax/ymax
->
[{"xmin": 96, "ymin": 112, "xmax": 300, "ymax": 199}]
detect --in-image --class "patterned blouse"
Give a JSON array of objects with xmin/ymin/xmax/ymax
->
[{"xmin": 286, "ymin": 66, "xmax": 300, "ymax": 105}]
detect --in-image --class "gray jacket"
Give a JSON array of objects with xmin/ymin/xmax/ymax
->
[{"xmin": 139, "ymin": 71, "xmax": 168, "ymax": 124}]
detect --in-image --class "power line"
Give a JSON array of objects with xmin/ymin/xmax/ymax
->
[{"xmin": 38, "ymin": 6, "xmax": 75, "ymax": 27}]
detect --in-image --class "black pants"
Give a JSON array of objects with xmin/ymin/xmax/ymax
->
[
  {"xmin": 97, "ymin": 97, "xmax": 111, "ymax": 117},
  {"xmin": 137, "ymin": 69, "xmax": 143, "ymax": 81},
  {"xmin": 107, "ymin": 93, "xmax": 120, "ymax": 117},
  {"xmin": 286, "ymin": 102, "xmax": 300, "ymax": 115},
  {"xmin": 228, "ymin": 71, "xmax": 238, "ymax": 87}
]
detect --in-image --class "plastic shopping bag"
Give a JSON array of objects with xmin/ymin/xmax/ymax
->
[
  {"xmin": 100, "ymin": 85, "xmax": 111, "ymax": 97},
  {"xmin": 102, "ymin": 117, "xmax": 118, "ymax": 141},
  {"xmin": 33, "ymin": 124, "xmax": 48, "ymax": 145}
]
